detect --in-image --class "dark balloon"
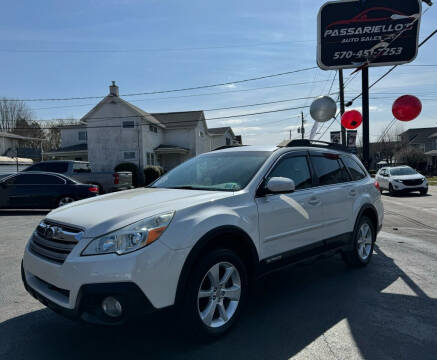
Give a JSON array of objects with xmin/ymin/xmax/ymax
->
[{"xmin": 392, "ymin": 95, "xmax": 422, "ymax": 122}]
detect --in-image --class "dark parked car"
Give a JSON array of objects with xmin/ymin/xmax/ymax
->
[{"xmin": 0, "ymin": 172, "xmax": 99, "ymax": 209}]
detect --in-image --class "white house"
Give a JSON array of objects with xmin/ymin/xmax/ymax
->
[{"xmin": 48, "ymin": 82, "xmax": 241, "ymax": 172}]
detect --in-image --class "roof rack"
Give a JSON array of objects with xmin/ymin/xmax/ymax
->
[{"xmin": 281, "ymin": 139, "xmax": 351, "ymax": 153}]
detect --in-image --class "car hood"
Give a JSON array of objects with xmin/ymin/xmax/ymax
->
[
  {"xmin": 45, "ymin": 187, "xmax": 234, "ymax": 238},
  {"xmin": 391, "ymin": 174, "xmax": 424, "ymax": 180}
]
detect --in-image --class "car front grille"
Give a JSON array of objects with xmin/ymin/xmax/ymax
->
[
  {"xmin": 29, "ymin": 220, "xmax": 83, "ymax": 264},
  {"xmin": 403, "ymin": 179, "xmax": 423, "ymax": 186}
]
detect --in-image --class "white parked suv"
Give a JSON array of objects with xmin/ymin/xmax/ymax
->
[
  {"xmin": 375, "ymin": 166, "xmax": 428, "ymax": 196},
  {"xmin": 22, "ymin": 140, "xmax": 383, "ymax": 338}
]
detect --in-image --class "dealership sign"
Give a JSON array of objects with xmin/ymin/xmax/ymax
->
[{"xmin": 317, "ymin": 0, "xmax": 422, "ymax": 70}]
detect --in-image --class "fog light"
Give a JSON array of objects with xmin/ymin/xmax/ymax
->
[{"xmin": 101, "ymin": 296, "xmax": 122, "ymax": 318}]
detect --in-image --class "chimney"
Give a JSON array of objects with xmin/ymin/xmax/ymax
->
[{"xmin": 109, "ymin": 81, "xmax": 119, "ymax": 96}]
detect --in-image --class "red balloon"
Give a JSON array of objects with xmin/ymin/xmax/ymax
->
[
  {"xmin": 341, "ymin": 110, "xmax": 363, "ymax": 130},
  {"xmin": 392, "ymin": 95, "xmax": 422, "ymax": 122}
]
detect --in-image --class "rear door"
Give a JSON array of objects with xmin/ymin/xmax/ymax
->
[
  {"xmin": 309, "ymin": 153, "xmax": 354, "ymax": 244},
  {"xmin": 256, "ymin": 152, "xmax": 325, "ymax": 259}
]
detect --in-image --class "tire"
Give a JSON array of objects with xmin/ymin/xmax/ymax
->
[
  {"xmin": 179, "ymin": 248, "xmax": 248, "ymax": 340},
  {"xmin": 57, "ymin": 196, "xmax": 75, "ymax": 207},
  {"xmin": 420, "ymin": 188, "xmax": 428, "ymax": 196},
  {"xmin": 388, "ymin": 184, "xmax": 396, "ymax": 196},
  {"xmin": 342, "ymin": 216, "xmax": 375, "ymax": 267}
]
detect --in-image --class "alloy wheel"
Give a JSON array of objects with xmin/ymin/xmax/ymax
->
[
  {"xmin": 357, "ymin": 223, "xmax": 373, "ymax": 260},
  {"xmin": 197, "ymin": 261, "xmax": 241, "ymax": 328},
  {"xmin": 58, "ymin": 197, "xmax": 75, "ymax": 207}
]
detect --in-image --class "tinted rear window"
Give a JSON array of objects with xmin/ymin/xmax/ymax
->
[
  {"xmin": 73, "ymin": 162, "xmax": 91, "ymax": 173},
  {"xmin": 311, "ymin": 156, "xmax": 350, "ymax": 186},
  {"xmin": 12, "ymin": 174, "xmax": 65, "ymax": 184},
  {"xmin": 27, "ymin": 162, "xmax": 69, "ymax": 173},
  {"xmin": 343, "ymin": 156, "xmax": 367, "ymax": 181}
]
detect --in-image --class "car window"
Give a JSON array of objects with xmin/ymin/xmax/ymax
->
[
  {"xmin": 311, "ymin": 156, "xmax": 350, "ymax": 186},
  {"xmin": 267, "ymin": 156, "xmax": 312, "ymax": 190},
  {"xmin": 73, "ymin": 162, "xmax": 91, "ymax": 173},
  {"xmin": 152, "ymin": 151, "xmax": 270, "ymax": 191},
  {"xmin": 44, "ymin": 162, "xmax": 69, "ymax": 173},
  {"xmin": 28, "ymin": 162, "xmax": 68, "ymax": 173},
  {"xmin": 343, "ymin": 156, "xmax": 367, "ymax": 181},
  {"xmin": 11, "ymin": 174, "xmax": 65, "ymax": 184},
  {"xmin": 390, "ymin": 167, "xmax": 417, "ymax": 176}
]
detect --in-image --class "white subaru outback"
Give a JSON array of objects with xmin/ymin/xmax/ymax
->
[{"xmin": 22, "ymin": 140, "xmax": 383, "ymax": 338}]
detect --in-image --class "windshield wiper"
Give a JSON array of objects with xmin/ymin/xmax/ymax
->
[{"xmin": 166, "ymin": 186, "xmax": 204, "ymax": 190}]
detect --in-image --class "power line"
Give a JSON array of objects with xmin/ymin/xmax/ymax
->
[
  {"xmin": 348, "ymin": 28, "xmax": 437, "ymax": 105},
  {"xmin": 7, "ymin": 66, "xmax": 318, "ymax": 102},
  {"xmin": 9, "ymin": 104, "xmax": 312, "ymax": 130},
  {"xmin": 30, "ymin": 80, "xmax": 331, "ymax": 111}
]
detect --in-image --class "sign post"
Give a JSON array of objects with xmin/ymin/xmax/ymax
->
[{"xmin": 317, "ymin": 0, "xmax": 422, "ymax": 169}]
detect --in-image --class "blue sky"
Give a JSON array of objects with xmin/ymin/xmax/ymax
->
[{"xmin": 1, "ymin": 0, "xmax": 436, "ymax": 145}]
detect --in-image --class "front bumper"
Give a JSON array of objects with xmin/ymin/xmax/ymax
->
[
  {"xmin": 22, "ymin": 234, "xmax": 190, "ymax": 324},
  {"xmin": 22, "ymin": 261, "xmax": 156, "ymax": 325},
  {"xmin": 392, "ymin": 181, "xmax": 428, "ymax": 192}
]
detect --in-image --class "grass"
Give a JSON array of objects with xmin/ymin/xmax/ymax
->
[{"xmin": 428, "ymin": 177, "xmax": 437, "ymax": 186}]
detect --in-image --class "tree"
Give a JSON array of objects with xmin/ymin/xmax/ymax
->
[
  {"xmin": 0, "ymin": 98, "xmax": 32, "ymax": 132},
  {"xmin": 398, "ymin": 146, "xmax": 427, "ymax": 171},
  {"xmin": 41, "ymin": 119, "xmax": 79, "ymax": 151},
  {"xmin": 12, "ymin": 118, "xmax": 45, "ymax": 147},
  {"xmin": 374, "ymin": 124, "xmax": 403, "ymax": 166}
]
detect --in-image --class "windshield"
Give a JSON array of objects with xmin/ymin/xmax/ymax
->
[
  {"xmin": 390, "ymin": 167, "xmax": 417, "ymax": 176},
  {"xmin": 152, "ymin": 151, "xmax": 270, "ymax": 191}
]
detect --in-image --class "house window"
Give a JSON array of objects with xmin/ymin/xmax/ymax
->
[
  {"xmin": 146, "ymin": 152, "xmax": 157, "ymax": 165},
  {"xmin": 123, "ymin": 120, "xmax": 135, "ymax": 128},
  {"xmin": 149, "ymin": 125, "xmax": 158, "ymax": 134},
  {"xmin": 78, "ymin": 131, "xmax": 87, "ymax": 141},
  {"xmin": 123, "ymin": 151, "xmax": 137, "ymax": 160},
  {"xmin": 199, "ymin": 131, "xmax": 204, "ymax": 137}
]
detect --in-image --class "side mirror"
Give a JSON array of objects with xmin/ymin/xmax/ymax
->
[{"xmin": 265, "ymin": 177, "xmax": 295, "ymax": 194}]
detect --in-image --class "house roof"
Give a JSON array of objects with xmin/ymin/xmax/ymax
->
[
  {"xmin": 399, "ymin": 127, "xmax": 437, "ymax": 144},
  {"xmin": 151, "ymin": 111, "xmax": 205, "ymax": 129},
  {"xmin": 0, "ymin": 132, "xmax": 44, "ymax": 141},
  {"xmin": 154, "ymin": 144, "xmax": 190, "ymax": 154},
  {"xmin": 80, "ymin": 95, "xmax": 165, "ymax": 128},
  {"xmin": 208, "ymin": 127, "xmax": 234, "ymax": 136},
  {"xmin": 46, "ymin": 143, "xmax": 88, "ymax": 153}
]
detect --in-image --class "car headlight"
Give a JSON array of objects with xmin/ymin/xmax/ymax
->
[
  {"xmin": 82, "ymin": 211, "xmax": 175, "ymax": 256},
  {"xmin": 394, "ymin": 179, "xmax": 403, "ymax": 183}
]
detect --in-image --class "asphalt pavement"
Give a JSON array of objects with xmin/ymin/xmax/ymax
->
[{"xmin": 1, "ymin": 188, "xmax": 436, "ymax": 360}]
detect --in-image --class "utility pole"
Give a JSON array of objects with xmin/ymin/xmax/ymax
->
[
  {"xmin": 362, "ymin": 67, "xmax": 370, "ymax": 170},
  {"xmin": 301, "ymin": 112, "xmax": 305, "ymax": 140},
  {"xmin": 339, "ymin": 69, "xmax": 346, "ymax": 145},
  {"xmin": 289, "ymin": 129, "xmax": 292, "ymax": 140}
]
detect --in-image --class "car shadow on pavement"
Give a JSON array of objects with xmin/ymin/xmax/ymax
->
[
  {"xmin": 383, "ymin": 193, "xmax": 432, "ymax": 198},
  {"xmin": 1, "ymin": 246, "xmax": 436, "ymax": 360}
]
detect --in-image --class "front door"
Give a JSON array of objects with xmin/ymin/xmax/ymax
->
[{"xmin": 256, "ymin": 153, "xmax": 324, "ymax": 260}]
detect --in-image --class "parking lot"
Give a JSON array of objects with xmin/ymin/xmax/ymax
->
[{"xmin": 1, "ymin": 188, "xmax": 436, "ymax": 360}]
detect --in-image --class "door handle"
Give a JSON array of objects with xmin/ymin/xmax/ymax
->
[{"xmin": 308, "ymin": 197, "xmax": 321, "ymax": 206}]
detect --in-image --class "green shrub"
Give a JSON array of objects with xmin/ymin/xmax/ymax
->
[
  {"xmin": 115, "ymin": 162, "xmax": 140, "ymax": 187},
  {"xmin": 144, "ymin": 166, "xmax": 164, "ymax": 185}
]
